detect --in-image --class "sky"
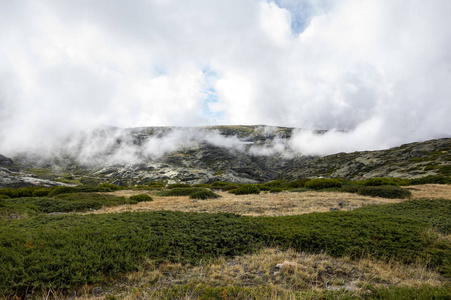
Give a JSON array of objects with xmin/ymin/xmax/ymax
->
[{"xmin": 0, "ymin": 0, "xmax": 451, "ymax": 156}]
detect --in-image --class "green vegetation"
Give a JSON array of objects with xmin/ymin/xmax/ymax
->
[
  {"xmin": 358, "ymin": 185, "xmax": 412, "ymax": 199},
  {"xmin": 48, "ymin": 186, "xmax": 115, "ymax": 197},
  {"xmin": 135, "ymin": 284, "xmax": 451, "ymax": 300},
  {"xmin": 0, "ymin": 186, "xmax": 56, "ymax": 198},
  {"xmin": 0, "ymin": 198, "xmax": 449, "ymax": 295},
  {"xmin": 129, "ymin": 194, "xmax": 153, "ymax": 202},
  {"xmin": 408, "ymin": 175, "xmax": 451, "ymax": 185},
  {"xmin": 210, "ymin": 181, "xmax": 240, "ymax": 191},
  {"xmin": 3, "ymin": 193, "xmax": 136, "ymax": 213},
  {"xmin": 189, "ymin": 189, "xmax": 221, "ymax": 200},
  {"xmin": 229, "ymin": 184, "xmax": 260, "ymax": 195},
  {"xmin": 98, "ymin": 183, "xmax": 122, "ymax": 191},
  {"xmin": 360, "ymin": 177, "xmax": 399, "ymax": 186},
  {"xmin": 0, "ymin": 202, "xmax": 40, "ymax": 219},
  {"xmin": 167, "ymin": 183, "xmax": 191, "ymax": 189},
  {"xmin": 159, "ymin": 187, "xmax": 219, "ymax": 199},
  {"xmin": 304, "ymin": 178, "xmax": 342, "ymax": 190}
]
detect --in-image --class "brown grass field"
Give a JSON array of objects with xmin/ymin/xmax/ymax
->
[{"xmin": 90, "ymin": 184, "xmax": 451, "ymax": 217}]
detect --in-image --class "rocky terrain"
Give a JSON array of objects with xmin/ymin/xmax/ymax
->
[{"xmin": 1, "ymin": 125, "xmax": 450, "ymax": 187}]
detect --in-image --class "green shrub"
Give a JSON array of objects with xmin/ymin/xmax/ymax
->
[
  {"xmin": 0, "ymin": 203, "xmax": 40, "ymax": 219},
  {"xmin": 365, "ymin": 285, "xmax": 451, "ymax": 300},
  {"xmin": 285, "ymin": 178, "xmax": 311, "ymax": 188},
  {"xmin": 391, "ymin": 177, "xmax": 411, "ymax": 186},
  {"xmin": 0, "ymin": 211, "xmax": 257, "ymax": 294},
  {"xmin": 148, "ymin": 182, "xmax": 165, "ymax": 188},
  {"xmin": 167, "ymin": 183, "xmax": 191, "ymax": 189},
  {"xmin": 98, "ymin": 183, "xmax": 121, "ymax": 191},
  {"xmin": 210, "ymin": 181, "xmax": 240, "ymax": 191},
  {"xmin": 229, "ymin": 185, "xmax": 260, "ymax": 195},
  {"xmin": 269, "ymin": 188, "xmax": 284, "ymax": 193},
  {"xmin": 159, "ymin": 188, "xmax": 211, "ymax": 197},
  {"xmin": 339, "ymin": 185, "xmax": 360, "ymax": 194},
  {"xmin": 357, "ymin": 198, "xmax": 451, "ymax": 234},
  {"xmin": 0, "ymin": 199, "xmax": 5, "ymax": 207},
  {"xmin": 288, "ymin": 188, "xmax": 310, "ymax": 193},
  {"xmin": 211, "ymin": 181, "xmax": 230, "ymax": 187},
  {"xmin": 189, "ymin": 190, "xmax": 220, "ymax": 200},
  {"xmin": 0, "ymin": 186, "xmax": 56, "ymax": 199},
  {"xmin": 257, "ymin": 184, "xmax": 271, "ymax": 191},
  {"xmin": 361, "ymin": 177, "xmax": 399, "ymax": 186},
  {"xmin": 261, "ymin": 180, "xmax": 285, "ymax": 188},
  {"xmin": 408, "ymin": 175, "xmax": 451, "ymax": 185},
  {"xmin": 358, "ymin": 185, "xmax": 412, "ymax": 199},
  {"xmin": 438, "ymin": 165, "xmax": 451, "ymax": 175},
  {"xmin": 0, "ymin": 199, "xmax": 449, "ymax": 295},
  {"xmin": 48, "ymin": 186, "xmax": 113, "ymax": 197},
  {"xmin": 129, "ymin": 194, "xmax": 153, "ymax": 202},
  {"xmin": 304, "ymin": 178, "xmax": 342, "ymax": 190},
  {"xmin": 5, "ymin": 193, "xmax": 134, "ymax": 213},
  {"xmin": 193, "ymin": 184, "xmax": 211, "ymax": 188}
]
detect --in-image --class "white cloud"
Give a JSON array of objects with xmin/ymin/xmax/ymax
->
[{"xmin": 0, "ymin": 0, "xmax": 450, "ymax": 157}]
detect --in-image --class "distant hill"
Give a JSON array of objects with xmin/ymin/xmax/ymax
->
[{"xmin": 1, "ymin": 125, "xmax": 450, "ymax": 187}]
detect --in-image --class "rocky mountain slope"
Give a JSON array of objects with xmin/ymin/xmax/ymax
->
[{"xmin": 1, "ymin": 126, "xmax": 450, "ymax": 187}]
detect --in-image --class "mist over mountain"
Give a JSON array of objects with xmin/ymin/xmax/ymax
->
[
  {"xmin": 1, "ymin": 125, "xmax": 450, "ymax": 188},
  {"xmin": 1, "ymin": 1, "xmax": 450, "ymax": 158}
]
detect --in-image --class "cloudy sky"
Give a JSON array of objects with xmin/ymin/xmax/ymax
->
[{"xmin": 1, "ymin": 0, "xmax": 450, "ymax": 155}]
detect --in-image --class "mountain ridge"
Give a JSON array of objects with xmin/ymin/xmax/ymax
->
[{"xmin": 1, "ymin": 125, "xmax": 450, "ymax": 187}]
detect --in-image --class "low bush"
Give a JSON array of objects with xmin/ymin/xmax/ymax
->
[
  {"xmin": 192, "ymin": 183, "xmax": 211, "ymax": 188},
  {"xmin": 148, "ymin": 182, "xmax": 165, "ymax": 188},
  {"xmin": 189, "ymin": 190, "xmax": 220, "ymax": 200},
  {"xmin": 229, "ymin": 185, "xmax": 260, "ymax": 195},
  {"xmin": 0, "ymin": 211, "xmax": 256, "ymax": 294},
  {"xmin": 0, "ymin": 203, "xmax": 40, "ymax": 219},
  {"xmin": 0, "ymin": 186, "xmax": 56, "ymax": 199},
  {"xmin": 357, "ymin": 198, "xmax": 451, "ymax": 234},
  {"xmin": 167, "ymin": 183, "xmax": 191, "ymax": 189},
  {"xmin": 211, "ymin": 181, "xmax": 230, "ymax": 187},
  {"xmin": 129, "ymin": 194, "xmax": 153, "ymax": 202},
  {"xmin": 304, "ymin": 178, "xmax": 342, "ymax": 190},
  {"xmin": 269, "ymin": 188, "xmax": 284, "ymax": 193},
  {"xmin": 48, "ymin": 186, "xmax": 113, "ymax": 197},
  {"xmin": 360, "ymin": 177, "xmax": 399, "ymax": 186},
  {"xmin": 210, "ymin": 181, "xmax": 240, "ymax": 191},
  {"xmin": 438, "ymin": 165, "xmax": 451, "ymax": 175},
  {"xmin": 339, "ymin": 185, "xmax": 360, "ymax": 194},
  {"xmin": 5, "ymin": 193, "xmax": 135, "ymax": 213},
  {"xmin": 408, "ymin": 175, "xmax": 451, "ymax": 185},
  {"xmin": 391, "ymin": 177, "xmax": 411, "ymax": 186},
  {"xmin": 98, "ymin": 183, "xmax": 122, "ymax": 191},
  {"xmin": 0, "ymin": 198, "xmax": 449, "ymax": 295},
  {"xmin": 159, "ymin": 188, "xmax": 213, "ymax": 197},
  {"xmin": 285, "ymin": 178, "xmax": 311, "ymax": 188},
  {"xmin": 357, "ymin": 185, "xmax": 412, "ymax": 199},
  {"xmin": 261, "ymin": 180, "xmax": 286, "ymax": 188},
  {"xmin": 288, "ymin": 188, "xmax": 310, "ymax": 193}
]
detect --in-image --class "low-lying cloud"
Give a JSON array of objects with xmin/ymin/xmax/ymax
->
[{"xmin": 0, "ymin": 0, "xmax": 450, "ymax": 157}]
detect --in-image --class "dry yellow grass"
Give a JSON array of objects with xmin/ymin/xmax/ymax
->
[
  {"xmin": 91, "ymin": 190, "xmax": 401, "ymax": 216},
  {"xmin": 50, "ymin": 248, "xmax": 448, "ymax": 300},
  {"xmin": 405, "ymin": 184, "xmax": 451, "ymax": 199},
  {"xmin": 88, "ymin": 184, "xmax": 451, "ymax": 217}
]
